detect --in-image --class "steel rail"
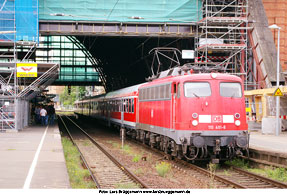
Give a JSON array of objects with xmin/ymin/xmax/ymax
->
[
  {"xmin": 230, "ymin": 166, "xmax": 287, "ymax": 189},
  {"xmin": 64, "ymin": 116, "xmax": 149, "ymax": 189},
  {"xmin": 58, "ymin": 115, "xmax": 101, "ymax": 188},
  {"xmin": 173, "ymin": 159, "xmax": 245, "ymax": 189}
]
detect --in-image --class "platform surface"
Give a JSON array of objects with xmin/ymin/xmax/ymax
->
[
  {"xmin": 0, "ymin": 125, "xmax": 70, "ymax": 189},
  {"xmin": 249, "ymin": 131, "xmax": 287, "ymax": 155}
]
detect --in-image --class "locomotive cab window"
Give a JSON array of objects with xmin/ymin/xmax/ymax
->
[
  {"xmin": 220, "ymin": 82, "xmax": 242, "ymax": 98},
  {"xmin": 184, "ymin": 82, "xmax": 211, "ymax": 97},
  {"xmin": 177, "ymin": 84, "xmax": 180, "ymax": 98}
]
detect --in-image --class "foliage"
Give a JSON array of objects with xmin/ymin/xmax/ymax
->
[
  {"xmin": 111, "ymin": 142, "xmax": 120, "ymax": 149},
  {"xmin": 115, "ymin": 182, "xmax": 140, "ymax": 189},
  {"xmin": 59, "ymin": 86, "xmax": 86, "ymax": 108},
  {"xmin": 225, "ymin": 158, "xmax": 249, "ymax": 169},
  {"xmin": 248, "ymin": 167, "xmax": 287, "ymax": 182},
  {"xmin": 56, "ymin": 111, "xmax": 75, "ymax": 115},
  {"xmin": 155, "ymin": 161, "xmax": 171, "ymax": 177},
  {"xmin": 122, "ymin": 144, "xmax": 133, "ymax": 155},
  {"xmin": 132, "ymin": 155, "xmax": 141, "ymax": 163},
  {"xmin": 207, "ymin": 163, "xmax": 219, "ymax": 188},
  {"xmin": 62, "ymin": 137, "xmax": 97, "ymax": 189},
  {"xmin": 208, "ymin": 163, "xmax": 218, "ymax": 173},
  {"xmin": 133, "ymin": 168, "xmax": 144, "ymax": 176},
  {"xmin": 226, "ymin": 158, "xmax": 287, "ymax": 182}
]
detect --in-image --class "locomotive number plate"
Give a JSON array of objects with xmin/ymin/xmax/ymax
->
[{"xmin": 208, "ymin": 125, "xmax": 227, "ymax": 130}]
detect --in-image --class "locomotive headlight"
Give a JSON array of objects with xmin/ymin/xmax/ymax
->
[
  {"xmin": 192, "ymin": 113, "xmax": 198, "ymax": 119},
  {"xmin": 234, "ymin": 113, "xmax": 240, "ymax": 119},
  {"xmin": 235, "ymin": 120, "xmax": 241, "ymax": 126},
  {"xmin": 192, "ymin": 120, "xmax": 198, "ymax": 126}
]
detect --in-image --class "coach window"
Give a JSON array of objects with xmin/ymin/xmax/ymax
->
[
  {"xmin": 123, "ymin": 99, "xmax": 125, "ymax": 112},
  {"xmin": 121, "ymin": 99, "xmax": 124, "ymax": 112},
  {"xmin": 140, "ymin": 89, "xmax": 144, "ymax": 101},
  {"xmin": 128, "ymin": 99, "xmax": 131, "ymax": 113},
  {"xmin": 126, "ymin": 99, "xmax": 129, "ymax": 113},
  {"xmin": 144, "ymin": 88, "xmax": 148, "ymax": 100},
  {"xmin": 131, "ymin": 99, "xmax": 134, "ymax": 113},
  {"xmin": 220, "ymin": 82, "xmax": 242, "ymax": 98},
  {"xmin": 166, "ymin": 84, "xmax": 171, "ymax": 99},
  {"xmin": 159, "ymin": 85, "xmax": 164, "ymax": 99},
  {"xmin": 184, "ymin": 82, "xmax": 211, "ymax": 97}
]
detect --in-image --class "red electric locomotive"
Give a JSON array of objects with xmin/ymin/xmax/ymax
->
[{"xmin": 75, "ymin": 67, "xmax": 249, "ymax": 163}]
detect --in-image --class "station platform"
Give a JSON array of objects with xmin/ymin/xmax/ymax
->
[
  {"xmin": 248, "ymin": 121, "xmax": 287, "ymax": 155},
  {"xmin": 247, "ymin": 121, "xmax": 287, "ymax": 167},
  {"xmin": 249, "ymin": 131, "xmax": 287, "ymax": 155},
  {"xmin": 0, "ymin": 124, "xmax": 70, "ymax": 189}
]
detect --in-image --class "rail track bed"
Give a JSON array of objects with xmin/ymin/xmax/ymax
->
[
  {"xmin": 60, "ymin": 116, "xmax": 287, "ymax": 189},
  {"xmin": 132, "ymin": 138, "xmax": 287, "ymax": 189},
  {"xmin": 58, "ymin": 115, "xmax": 148, "ymax": 189},
  {"xmin": 65, "ymin": 116, "xmax": 242, "ymax": 188}
]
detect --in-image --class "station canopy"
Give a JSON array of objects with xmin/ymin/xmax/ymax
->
[{"xmin": 39, "ymin": 0, "xmax": 202, "ymax": 23}]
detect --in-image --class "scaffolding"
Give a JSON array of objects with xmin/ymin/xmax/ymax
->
[
  {"xmin": 195, "ymin": 0, "xmax": 249, "ymax": 88},
  {"xmin": 0, "ymin": 0, "xmax": 59, "ymax": 132}
]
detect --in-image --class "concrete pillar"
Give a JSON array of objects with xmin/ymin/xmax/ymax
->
[
  {"xmin": 255, "ymin": 96, "xmax": 262, "ymax": 121},
  {"xmin": 248, "ymin": 97, "xmax": 253, "ymax": 118}
]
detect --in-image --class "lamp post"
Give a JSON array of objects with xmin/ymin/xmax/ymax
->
[{"xmin": 268, "ymin": 24, "xmax": 281, "ymax": 136}]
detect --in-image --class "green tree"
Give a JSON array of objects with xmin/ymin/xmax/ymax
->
[
  {"xmin": 78, "ymin": 86, "xmax": 86, "ymax": 99},
  {"xmin": 60, "ymin": 86, "xmax": 77, "ymax": 108}
]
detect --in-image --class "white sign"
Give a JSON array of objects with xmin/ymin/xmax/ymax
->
[
  {"xmin": 199, "ymin": 38, "xmax": 223, "ymax": 46},
  {"xmin": 182, "ymin": 50, "xmax": 194, "ymax": 59}
]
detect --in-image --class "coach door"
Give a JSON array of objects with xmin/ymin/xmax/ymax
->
[
  {"xmin": 172, "ymin": 83, "xmax": 180, "ymax": 130},
  {"xmin": 121, "ymin": 98, "xmax": 124, "ymax": 126},
  {"xmin": 108, "ymin": 100, "xmax": 111, "ymax": 127}
]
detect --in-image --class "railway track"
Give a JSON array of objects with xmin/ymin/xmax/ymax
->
[
  {"xmin": 60, "ymin": 116, "xmax": 287, "ymax": 189},
  {"xmin": 127, "ymin": 137, "xmax": 287, "ymax": 189},
  {"xmin": 58, "ymin": 115, "xmax": 149, "ymax": 189},
  {"xmin": 216, "ymin": 165, "xmax": 287, "ymax": 189},
  {"xmin": 126, "ymin": 139, "xmax": 244, "ymax": 189}
]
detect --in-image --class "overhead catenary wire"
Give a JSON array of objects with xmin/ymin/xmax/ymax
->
[{"xmin": 106, "ymin": 0, "xmax": 120, "ymax": 21}]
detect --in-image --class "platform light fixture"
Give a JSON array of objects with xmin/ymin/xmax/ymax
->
[{"xmin": 268, "ymin": 24, "xmax": 281, "ymax": 136}]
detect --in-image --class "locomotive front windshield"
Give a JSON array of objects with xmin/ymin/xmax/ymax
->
[
  {"xmin": 184, "ymin": 82, "xmax": 211, "ymax": 97},
  {"xmin": 220, "ymin": 82, "xmax": 242, "ymax": 98}
]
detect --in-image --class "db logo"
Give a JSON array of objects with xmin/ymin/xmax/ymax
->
[
  {"xmin": 21, "ymin": 67, "xmax": 33, "ymax": 71},
  {"xmin": 212, "ymin": 115, "xmax": 222, "ymax": 123}
]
